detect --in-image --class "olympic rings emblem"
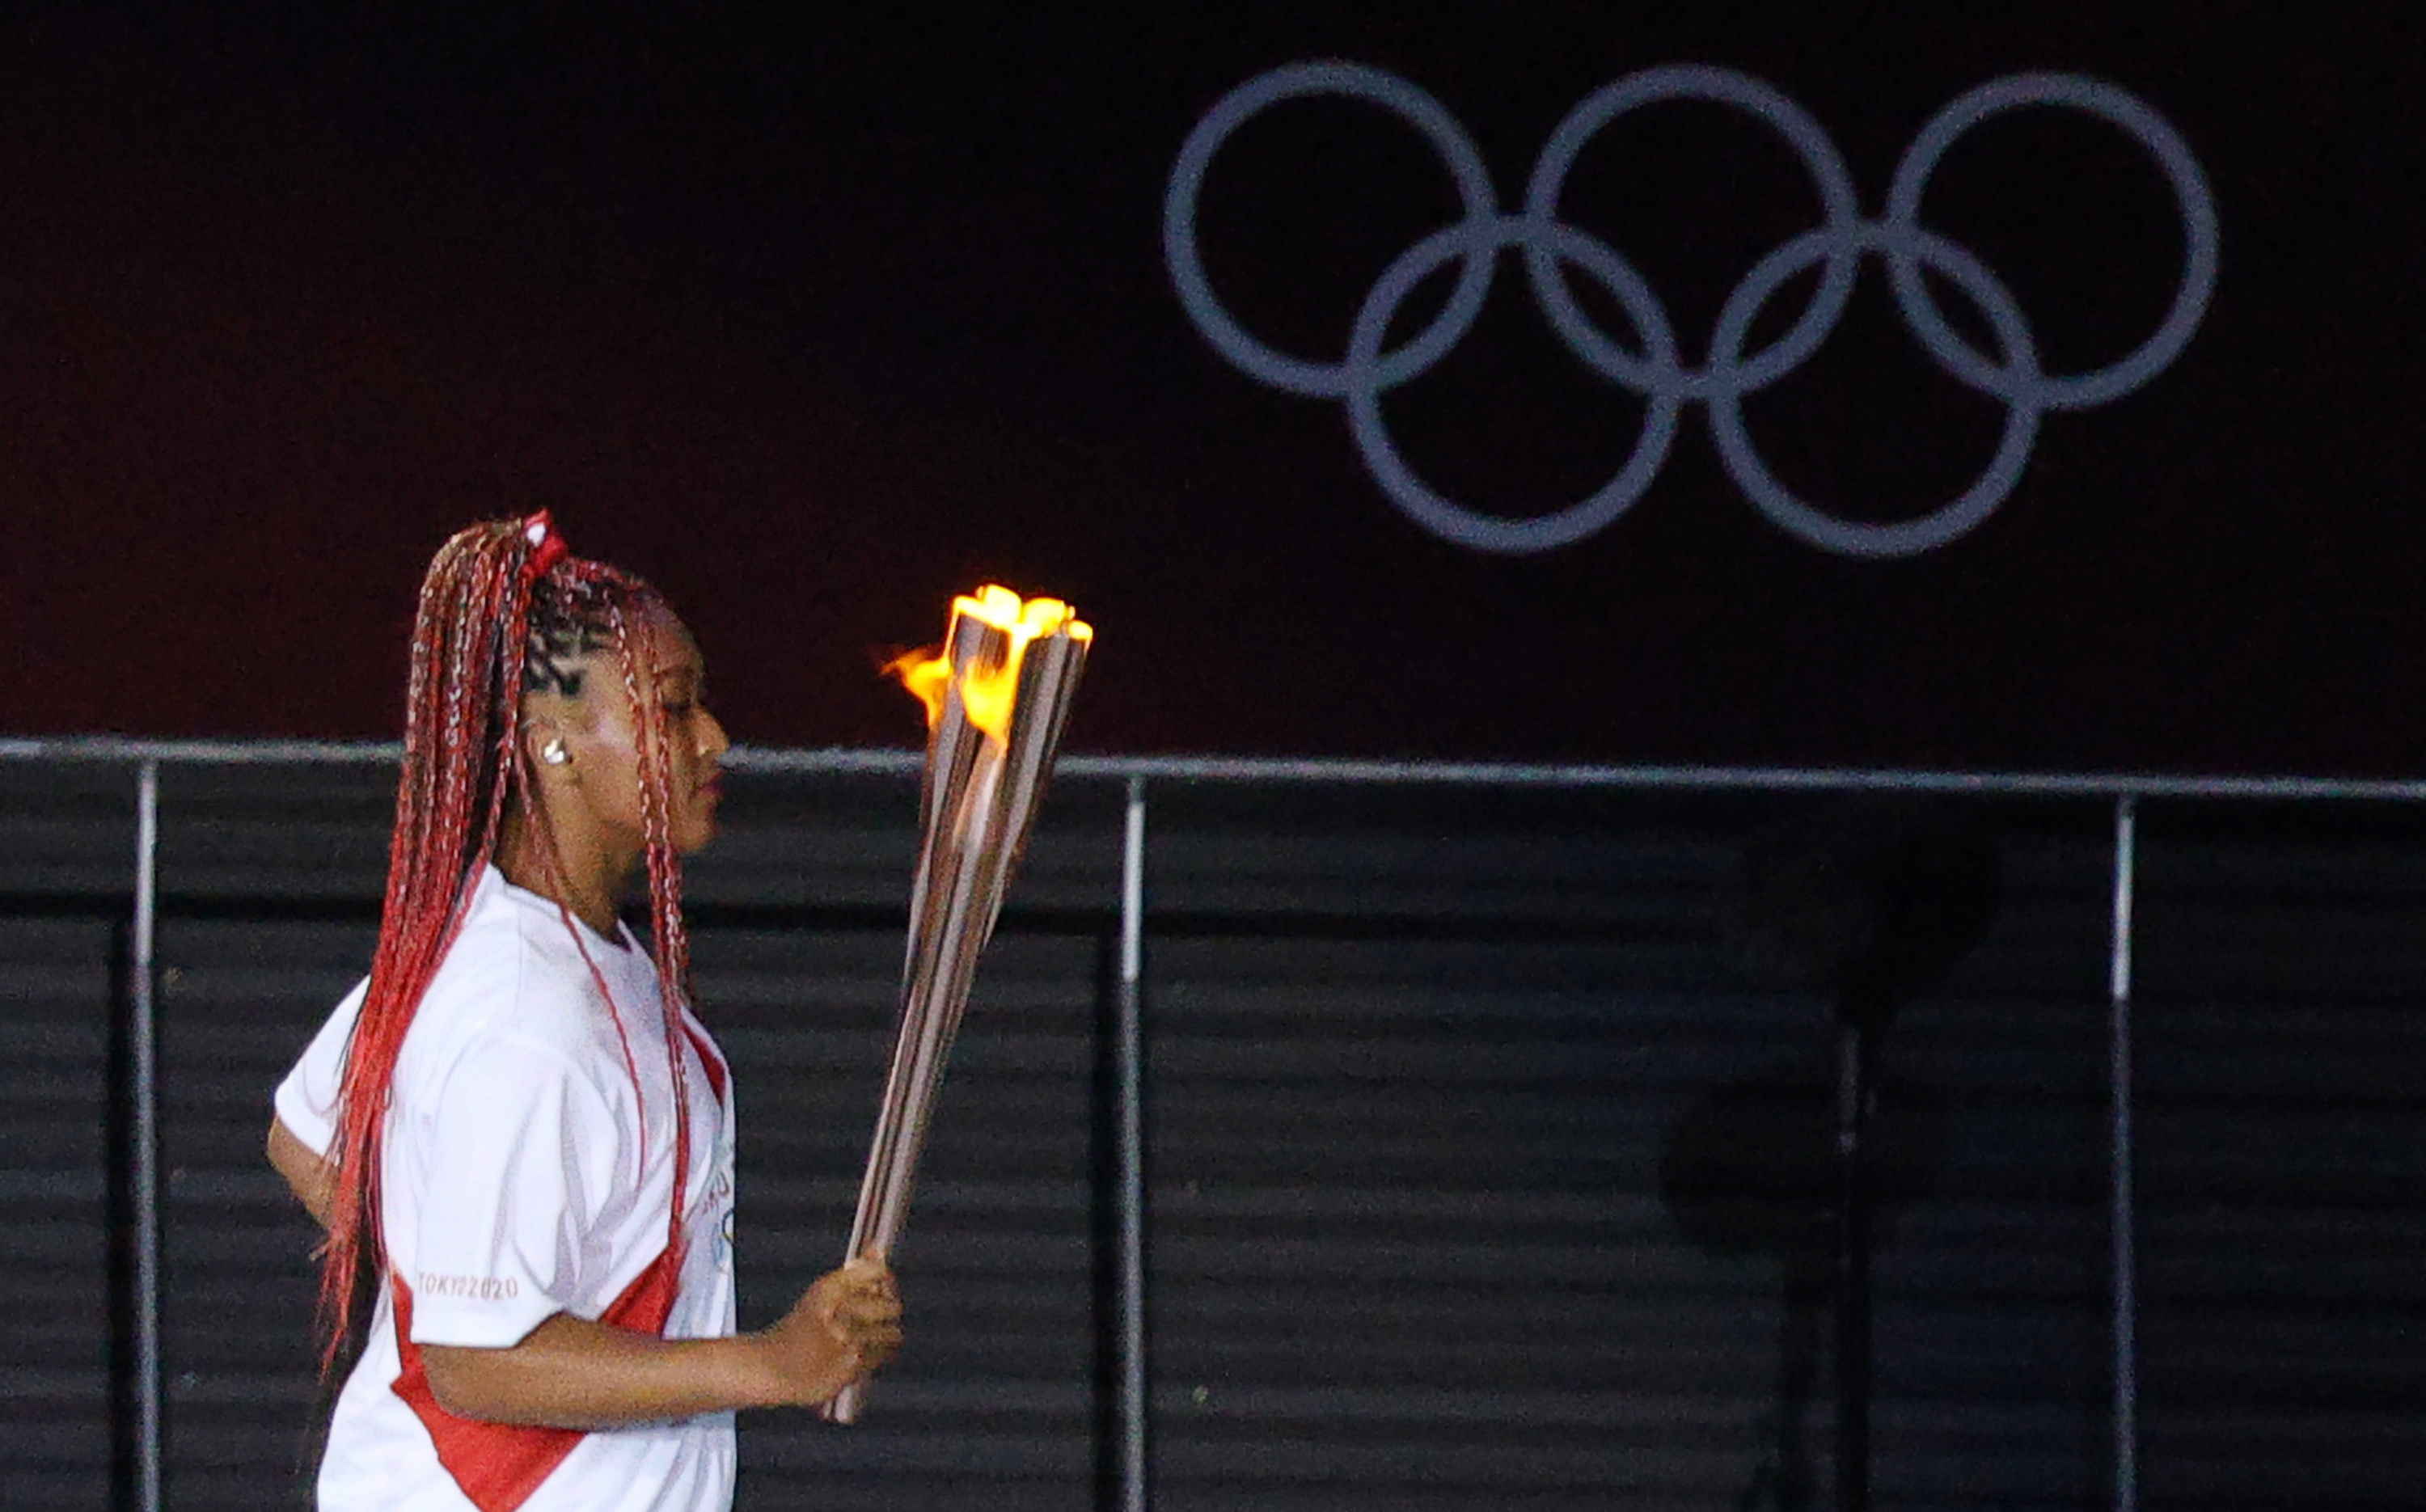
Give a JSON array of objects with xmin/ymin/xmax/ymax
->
[{"xmin": 1164, "ymin": 62, "xmax": 2219, "ymax": 557}]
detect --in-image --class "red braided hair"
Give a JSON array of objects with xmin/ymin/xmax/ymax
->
[{"xmin": 315, "ymin": 514, "xmax": 696, "ymax": 1372}]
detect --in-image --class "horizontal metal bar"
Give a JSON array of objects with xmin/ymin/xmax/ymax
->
[
  {"xmin": 0, "ymin": 737, "xmax": 405, "ymax": 766},
  {"xmin": 6, "ymin": 735, "xmax": 2426, "ymax": 803},
  {"xmin": 1049, "ymin": 755, "xmax": 2426, "ymax": 802}
]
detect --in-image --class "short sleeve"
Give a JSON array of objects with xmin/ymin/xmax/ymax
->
[
  {"xmin": 273, "ymin": 976, "xmax": 370, "ymax": 1157},
  {"xmin": 403, "ymin": 1035, "xmax": 631, "ymax": 1349}
]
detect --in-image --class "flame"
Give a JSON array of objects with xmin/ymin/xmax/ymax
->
[
  {"xmin": 882, "ymin": 647, "xmax": 955, "ymax": 727},
  {"xmin": 887, "ymin": 585, "xmax": 1092, "ymax": 741}
]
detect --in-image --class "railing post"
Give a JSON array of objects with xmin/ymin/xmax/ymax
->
[
  {"xmin": 2108, "ymin": 793, "xmax": 2140, "ymax": 1512},
  {"xmin": 125, "ymin": 759, "xmax": 165, "ymax": 1512},
  {"xmin": 1114, "ymin": 775, "xmax": 1152, "ymax": 1512}
]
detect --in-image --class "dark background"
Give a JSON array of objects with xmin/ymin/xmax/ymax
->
[{"xmin": 3, "ymin": 2, "xmax": 2422, "ymax": 771}]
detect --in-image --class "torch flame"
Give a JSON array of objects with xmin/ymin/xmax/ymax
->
[
  {"xmin": 881, "ymin": 648, "xmax": 955, "ymax": 727},
  {"xmin": 887, "ymin": 585, "xmax": 1093, "ymax": 743}
]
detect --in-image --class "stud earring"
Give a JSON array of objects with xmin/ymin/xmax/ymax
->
[{"xmin": 539, "ymin": 737, "xmax": 571, "ymax": 767}]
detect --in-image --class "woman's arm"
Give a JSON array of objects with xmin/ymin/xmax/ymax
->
[
  {"xmin": 421, "ymin": 1256, "xmax": 902, "ymax": 1428},
  {"xmin": 268, "ymin": 1108, "xmax": 903, "ymax": 1424},
  {"xmin": 267, "ymin": 1116, "xmax": 336, "ymax": 1230}
]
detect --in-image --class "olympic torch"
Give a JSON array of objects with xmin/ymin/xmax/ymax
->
[{"xmin": 825, "ymin": 586, "xmax": 1092, "ymax": 1424}]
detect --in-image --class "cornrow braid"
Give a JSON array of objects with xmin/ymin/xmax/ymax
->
[
  {"xmin": 314, "ymin": 515, "xmax": 697, "ymax": 1375},
  {"xmin": 523, "ymin": 573, "xmax": 623, "ymax": 698}
]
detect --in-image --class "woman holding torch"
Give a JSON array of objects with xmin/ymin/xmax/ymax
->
[{"xmin": 265, "ymin": 514, "xmax": 900, "ymax": 1512}]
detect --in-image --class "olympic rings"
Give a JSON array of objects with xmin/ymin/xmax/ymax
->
[{"xmin": 1164, "ymin": 61, "xmax": 2219, "ymax": 557}]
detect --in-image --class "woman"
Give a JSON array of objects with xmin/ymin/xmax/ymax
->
[{"xmin": 268, "ymin": 514, "xmax": 899, "ymax": 1512}]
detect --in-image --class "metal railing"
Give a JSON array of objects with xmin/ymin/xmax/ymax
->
[{"xmin": 14, "ymin": 733, "xmax": 2426, "ymax": 1512}]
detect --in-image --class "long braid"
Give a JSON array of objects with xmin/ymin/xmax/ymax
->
[
  {"xmin": 609, "ymin": 598, "xmax": 695, "ymax": 1012},
  {"xmin": 316, "ymin": 523, "xmax": 528, "ymax": 1371},
  {"xmin": 608, "ymin": 600, "xmax": 698, "ymax": 1253},
  {"xmin": 313, "ymin": 515, "xmax": 694, "ymax": 1372}
]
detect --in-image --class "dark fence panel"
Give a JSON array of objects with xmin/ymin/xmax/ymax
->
[
  {"xmin": 0, "ymin": 913, "xmax": 118, "ymax": 1511},
  {"xmin": 3, "ymin": 753, "xmax": 2424, "ymax": 1510},
  {"xmin": 1137, "ymin": 787, "xmax": 2117, "ymax": 1512},
  {"xmin": 0, "ymin": 762, "xmax": 137, "ymax": 1512},
  {"xmin": 2135, "ymin": 805, "xmax": 2426, "ymax": 1512},
  {"xmin": 158, "ymin": 916, "xmax": 372, "ymax": 1507}
]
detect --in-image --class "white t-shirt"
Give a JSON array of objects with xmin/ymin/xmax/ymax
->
[{"xmin": 276, "ymin": 866, "xmax": 738, "ymax": 1512}]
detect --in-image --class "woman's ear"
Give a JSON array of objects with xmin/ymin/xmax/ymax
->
[{"xmin": 524, "ymin": 718, "xmax": 577, "ymax": 781}]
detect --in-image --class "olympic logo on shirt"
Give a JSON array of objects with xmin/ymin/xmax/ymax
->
[{"xmin": 1163, "ymin": 62, "xmax": 2219, "ymax": 557}]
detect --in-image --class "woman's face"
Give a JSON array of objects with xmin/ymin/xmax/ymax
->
[{"xmin": 539, "ymin": 602, "xmax": 731, "ymax": 857}]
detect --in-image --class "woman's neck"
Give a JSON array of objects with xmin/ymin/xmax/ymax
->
[{"xmin": 497, "ymin": 805, "xmax": 636, "ymax": 940}]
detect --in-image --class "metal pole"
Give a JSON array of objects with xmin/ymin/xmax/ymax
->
[
  {"xmin": 130, "ymin": 759, "xmax": 164, "ymax": 1512},
  {"xmin": 1115, "ymin": 775, "xmax": 1151, "ymax": 1512},
  {"xmin": 1832, "ymin": 1011, "xmax": 1874, "ymax": 1512},
  {"xmin": 2107, "ymin": 795, "xmax": 2140, "ymax": 1512}
]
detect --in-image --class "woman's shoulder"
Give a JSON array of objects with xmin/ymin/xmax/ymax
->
[{"xmin": 408, "ymin": 881, "xmax": 640, "ymax": 1070}]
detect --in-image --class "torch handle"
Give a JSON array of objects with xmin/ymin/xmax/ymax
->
[{"xmin": 825, "ymin": 749, "xmax": 1011, "ymax": 1424}]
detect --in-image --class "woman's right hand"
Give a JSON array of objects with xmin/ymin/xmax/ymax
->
[{"xmin": 754, "ymin": 1256, "xmax": 903, "ymax": 1407}]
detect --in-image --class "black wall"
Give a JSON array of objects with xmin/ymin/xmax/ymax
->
[
  {"xmin": 7, "ymin": 3, "xmax": 2426, "ymax": 773},
  {"xmin": 3, "ymin": 755, "xmax": 2422, "ymax": 1510}
]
